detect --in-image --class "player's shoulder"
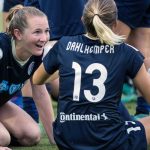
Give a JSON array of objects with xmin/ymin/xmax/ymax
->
[
  {"xmin": 115, "ymin": 43, "xmax": 144, "ymax": 60},
  {"xmin": 0, "ymin": 32, "xmax": 10, "ymax": 40},
  {"xmin": 60, "ymin": 35, "xmax": 81, "ymax": 43},
  {"xmin": 57, "ymin": 35, "xmax": 82, "ymax": 51},
  {"xmin": 125, "ymin": 43, "xmax": 139, "ymax": 52},
  {"xmin": 116, "ymin": 42, "xmax": 139, "ymax": 53}
]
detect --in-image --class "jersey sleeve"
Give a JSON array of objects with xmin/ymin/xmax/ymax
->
[
  {"xmin": 43, "ymin": 42, "xmax": 59, "ymax": 74},
  {"xmin": 125, "ymin": 44, "xmax": 144, "ymax": 79}
]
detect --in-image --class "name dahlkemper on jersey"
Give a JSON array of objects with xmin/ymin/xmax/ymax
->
[{"xmin": 66, "ymin": 41, "xmax": 115, "ymax": 54}]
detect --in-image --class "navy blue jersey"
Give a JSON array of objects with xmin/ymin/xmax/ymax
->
[
  {"xmin": 0, "ymin": 33, "xmax": 42, "ymax": 105},
  {"xmin": 43, "ymin": 35, "xmax": 146, "ymax": 150},
  {"xmin": 3, "ymin": 0, "xmax": 24, "ymax": 12},
  {"xmin": 115, "ymin": 0, "xmax": 150, "ymax": 28},
  {"xmin": 24, "ymin": 0, "xmax": 86, "ymax": 40}
]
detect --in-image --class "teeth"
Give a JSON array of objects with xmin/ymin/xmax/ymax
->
[{"xmin": 36, "ymin": 44, "xmax": 43, "ymax": 48}]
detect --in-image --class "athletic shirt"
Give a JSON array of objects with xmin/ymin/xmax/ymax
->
[
  {"xmin": 0, "ymin": 33, "xmax": 42, "ymax": 105},
  {"xmin": 43, "ymin": 35, "xmax": 143, "ymax": 150},
  {"xmin": 24, "ymin": 0, "xmax": 86, "ymax": 40}
]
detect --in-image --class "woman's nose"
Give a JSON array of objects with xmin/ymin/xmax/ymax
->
[{"xmin": 40, "ymin": 33, "xmax": 49, "ymax": 42}]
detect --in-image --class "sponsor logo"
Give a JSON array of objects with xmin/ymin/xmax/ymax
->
[
  {"xmin": 59, "ymin": 112, "xmax": 109, "ymax": 123},
  {"xmin": 0, "ymin": 80, "xmax": 23, "ymax": 95}
]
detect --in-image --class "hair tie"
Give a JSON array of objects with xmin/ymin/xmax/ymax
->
[
  {"xmin": 92, "ymin": 14, "xmax": 100, "ymax": 22},
  {"xmin": 93, "ymin": 14, "xmax": 100, "ymax": 18}
]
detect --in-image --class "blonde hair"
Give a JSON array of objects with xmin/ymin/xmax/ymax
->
[
  {"xmin": 6, "ymin": 5, "xmax": 47, "ymax": 38},
  {"xmin": 82, "ymin": 0, "xmax": 125, "ymax": 45}
]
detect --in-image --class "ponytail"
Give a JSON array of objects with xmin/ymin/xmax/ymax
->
[
  {"xmin": 82, "ymin": 0, "xmax": 125, "ymax": 46},
  {"xmin": 93, "ymin": 15, "xmax": 125, "ymax": 45}
]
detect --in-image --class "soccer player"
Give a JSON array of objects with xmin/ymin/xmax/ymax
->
[
  {"xmin": 114, "ymin": 0, "xmax": 150, "ymax": 118},
  {"xmin": 24, "ymin": 0, "xmax": 87, "ymax": 100},
  {"xmin": 0, "ymin": 5, "xmax": 54, "ymax": 149},
  {"xmin": 33, "ymin": 0, "xmax": 150, "ymax": 149},
  {"xmin": 24, "ymin": 0, "xmax": 133, "ymax": 122},
  {"xmin": 2, "ymin": 0, "xmax": 40, "ymax": 123}
]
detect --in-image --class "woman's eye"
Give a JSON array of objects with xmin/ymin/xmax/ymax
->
[
  {"xmin": 45, "ymin": 29, "xmax": 50, "ymax": 33},
  {"xmin": 35, "ymin": 30, "xmax": 41, "ymax": 34}
]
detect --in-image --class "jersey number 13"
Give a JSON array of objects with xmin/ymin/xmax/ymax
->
[{"xmin": 72, "ymin": 62, "xmax": 108, "ymax": 103}]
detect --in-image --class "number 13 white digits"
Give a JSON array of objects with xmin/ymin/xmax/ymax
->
[{"xmin": 72, "ymin": 62, "xmax": 107, "ymax": 103}]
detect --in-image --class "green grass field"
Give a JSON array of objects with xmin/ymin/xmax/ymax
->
[{"xmin": 10, "ymin": 134, "xmax": 58, "ymax": 150}]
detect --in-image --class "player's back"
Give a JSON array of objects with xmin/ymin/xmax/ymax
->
[
  {"xmin": 56, "ymin": 34, "xmax": 141, "ymax": 108},
  {"xmin": 45, "ymin": 34, "xmax": 143, "ymax": 149}
]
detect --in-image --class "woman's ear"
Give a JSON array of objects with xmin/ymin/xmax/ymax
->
[{"xmin": 13, "ymin": 29, "xmax": 23, "ymax": 40}]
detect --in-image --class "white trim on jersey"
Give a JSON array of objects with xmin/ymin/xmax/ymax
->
[{"xmin": 126, "ymin": 43, "xmax": 139, "ymax": 51}]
